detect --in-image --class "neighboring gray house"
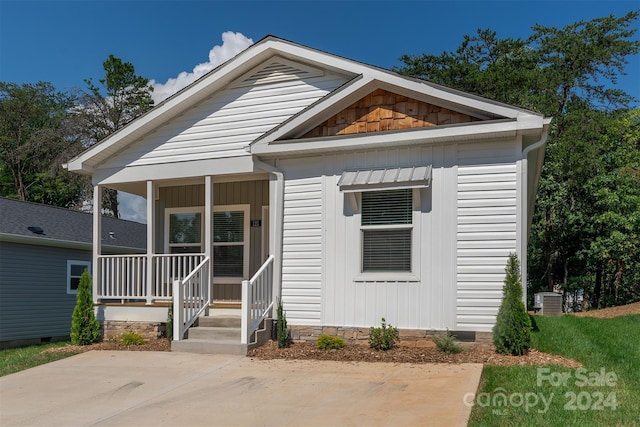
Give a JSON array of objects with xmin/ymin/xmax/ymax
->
[{"xmin": 0, "ymin": 197, "xmax": 146, "ymax": 348}]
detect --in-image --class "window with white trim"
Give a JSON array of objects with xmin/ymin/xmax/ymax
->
[
  {"xmin": 67, "ymin": 260, "xmax": 91, "ymax": 294},
  {"xmin": 165, "ymin": 208, "xmax": 204, "ymax": 254},
  {"xmin": 213, "ymin": 205, "xmax": 250, "ymax": 281},
  {"xmin": 361, "ymin": 189, "xmax": 413, "ymax": 272}
]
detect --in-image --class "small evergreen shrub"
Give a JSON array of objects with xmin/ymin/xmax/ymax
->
[
  {"xmin": 120, "ymin": 331, "xmax": 145, "ymax": 346},
  {"xmin": 432, "ymin": 330, "xmax": 463, "ymax": 354},
  {"xmin": 368, "ymin": 318, "xmax": 399, "ymax": 350},
  {"xmin": 70, "ymin": 270, "xmax": 101, "ymax": 345},
  {"xmin": 166, "ymin": 300, "xmax": 173, "ymax": 341},
  {"xmin": 276, "ymin": 298, "xmax": 291, "ymax": 348},
  {"xmin": 493, "ymin": 253, "xmax": 532, "ymax": 356},
  {"xmin": 316, "ymin": 334, "xmax": 346, "ymax": 350}
]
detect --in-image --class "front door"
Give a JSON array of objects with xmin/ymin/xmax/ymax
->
[{"xmin": 212, "ymin": 205, "xmax": 250, "ymax": 301}]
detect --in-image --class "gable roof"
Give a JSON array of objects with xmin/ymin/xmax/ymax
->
[
  {"xmin": 65, "ymin": 35, "xmax": 549, "ymax": 174},
  {"xmin": 0, "ymin": 197, "xmax": 146, "ymax": 252}
]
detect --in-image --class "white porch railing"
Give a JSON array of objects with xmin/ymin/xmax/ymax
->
[
  {"xmin": 153, "ymin": 254, "xmax": 205, "ymax": 300},
  {"xmin": 241, "ymin": 255, "xmax": 275, "ymax": 345},
  {"xmin": 98, "ymin": 255, "xmax": 148, "ymax": 300},
  {"xmin": 172, "ymin": 256, "xmax": 210, "ymax": 341},
  {"xmin": 97, "ymin": 254, "xmax": 205, "ymax": 302}
]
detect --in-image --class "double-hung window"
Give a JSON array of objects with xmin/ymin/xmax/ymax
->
[
  {"xmin": 165, "ymin": 208, "xmax": 204, "ymax": 254},
  {"xmin": 338, "ymin": 165, "xmax": 431, "ymax": 279},
  {"xmin": 67, "ymin": 260, "xmax": 91, "ymax": 294},
  {"xmin": 361, "ymin": 189, "xmax": 413, "ymax": 272}
]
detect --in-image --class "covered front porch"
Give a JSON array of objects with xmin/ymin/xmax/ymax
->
[{"xmin": 92, "ymin": 172, "xmax": 282, "ymax": 347}]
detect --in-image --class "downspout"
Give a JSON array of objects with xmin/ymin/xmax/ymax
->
[
  {"xmin": 520, "ymin": 118, "xmax": 551, "ymax": 307},
  {"xmin": 252, "ymin": 157, "xmax": 285, "ymax": 317}
]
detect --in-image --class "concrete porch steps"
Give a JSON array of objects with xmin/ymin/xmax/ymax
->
[{"xmin": 171, "ymin": 311, "xmax": 272, "ymax": 355}]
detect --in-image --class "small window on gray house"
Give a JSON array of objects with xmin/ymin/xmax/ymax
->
[{"xmin": 67, "ymin": 260, "xmax": 91, "ymax": 294}]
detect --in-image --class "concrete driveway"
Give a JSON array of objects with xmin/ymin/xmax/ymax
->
[{"xmin": 0, "ymin": 351, "xmax": 482, "ymax": 427}]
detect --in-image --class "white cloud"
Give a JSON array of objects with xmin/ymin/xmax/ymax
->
[
  {"xmin": 118, "ymin": 192, "xmax": 147, "ymax": 224},
  {"xmin": 150, "ymin": 31, "xmax": 254, "ymax": 104}
]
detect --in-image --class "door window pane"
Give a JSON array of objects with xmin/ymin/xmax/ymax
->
[
  {"xmin": 214, "ymin": 211, "xmax": 244, "ymax": 243},
  {"xmin": 213, "ymin": 246, "xmax": 244, "ymax": 277}
]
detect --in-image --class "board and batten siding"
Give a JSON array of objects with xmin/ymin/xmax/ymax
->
[
  {"xmin": 101, "ymin": 72, "xmax": 349, "ymax": 170},
  {"xmin": 456, "ymin": 140, "xmax": 520, "ymax": 331},
  {"xmin": 279, "ymin": 145, "xmax": 460, "ymax": 330},
  {"xmin": 319, "ymin": 146, "xmax": 458, "ymax": 330},
  {"xmin": 156, "ymin": 180, "xmax": 269, "ymax": 297},
  {"xmin": 279, "ymin": 139, "xmax": 522, "ymax": 332},
  {"xmin": 0, "ymin": 242, "xmax": 87, "ymax": 343}
]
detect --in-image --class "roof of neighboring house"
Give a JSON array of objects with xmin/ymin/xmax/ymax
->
[{"xmin": 0, "ymin": 197, "xmax": 146, "ymax": 252}]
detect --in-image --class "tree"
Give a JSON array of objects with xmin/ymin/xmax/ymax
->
[
  {"xmin": 493, "ymin": 254, "xmax": 531, "ymax": 356},
  {"xmin": 76, "ymin": 54, "xmax": 154, "ymax": 217},
  {"xmin": 396, "ymin": 12, "xmax": 640, "ymax": 309},
  {"xmin": 70, "ymin": 270, "xmax": 101, "ymax": 345},
  {"xmin": 0, "ymin": 82, "xmax": 84, "ymax": 206}
]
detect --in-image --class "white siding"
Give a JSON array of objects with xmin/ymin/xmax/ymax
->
[
  {"xmin": 456, "ymin": 141, "xmax": 519, "ymax": 331},
  {"xmin": 280, "ymin": 159, "xmax": 324, "ymax": 325},
  {"xmin": 102, "ymin": 72, "xmax": 348, "ymax": 170},
  {"xmin": 280, "ymin": 139, "xmax": 521, "ymax": 332},
  {"xmin": 279, "ymin": 145, "xmax": 459, "ymax": 330}
]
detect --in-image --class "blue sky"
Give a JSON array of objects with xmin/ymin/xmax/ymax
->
[
  {"xmin": 1, "ymin": 0, "xmax": 638, "ymax": 221},
  {"xmin": 2, "ymin": 0, "xmax": 638, "ymax": 98}
]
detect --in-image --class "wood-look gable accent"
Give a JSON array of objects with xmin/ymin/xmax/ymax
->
[{"xmin": 302, "ymin": 89, "xmax": 481, "ymax": 138}]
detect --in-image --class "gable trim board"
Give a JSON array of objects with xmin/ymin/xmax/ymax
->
[{"xmin": 63, "ymin": 36, "xmax": 550, "ymax": 335}]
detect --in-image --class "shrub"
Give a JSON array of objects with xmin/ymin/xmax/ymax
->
[
  {"xmin": 70, "ymin": 270, "xmax": 101, "ymax": 345},
  {"xmin": 166, "ymin": 300, "xmax": 173, "ymax": 342},
  {"xmin": 432, "ymin": 330, "xmax": 463, "ymax": 354},
  {"xmin": 368, "ymin": 318, "xmax": 399, "ymax": 350},
  {"xmin": 120, "ymin": 331, "xmax": 145, "ymax": 346},
  {"xmin": 276, "ymin": 298, "xmax": 291, "ymax": 348},
  {"xmin": 316, "ymin": 334, "xmax": 346, "ymax": 350},
  {"xmin": 493, "ymin": 253, "xmax": 532, "ymax": 355}
]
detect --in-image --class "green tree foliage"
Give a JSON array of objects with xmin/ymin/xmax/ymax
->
[
  {"xmin": 276, "ymin": 298, "xmax": 291, "ymax": 348},
  {"xmin": 76, "ymin": 54, "xmax": 154, "ymax": 217},
  {"xmin": 396, "ymin": 11, "xmax": 640, "ymax": 309},
  {"xmin": 0, "ymin": 82, "xmax": 85, "ymax": 206},
  {"xmin": 493, "ymin": 254, "xmax": 532, "ymax": 355},
  {"xmin": 70, "ymin": 270, "xmax": 101, "ymax": 345}
]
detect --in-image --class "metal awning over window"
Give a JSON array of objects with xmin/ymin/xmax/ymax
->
[{"xmin": 338, "ymin": 165, "xmax": 432, "ymax": 193}]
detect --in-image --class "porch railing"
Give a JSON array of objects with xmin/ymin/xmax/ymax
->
[
  {"xmin": 98, "ymin": 255, "xmax": 148, "ymax": 300},
  {"xmin": 172, "ymin": 256, "xmax": 210, "ymax": 341},
  {"xmin": 97, "ymin": 254, "xmax": 205, "ymax": 302},
  {"xmin": 241, "ymin": 255, "xmax": 275, "ymax": 345},
  {"xmin": 153, "ymin": 254, "xmax": 205, "ymax": 300}
]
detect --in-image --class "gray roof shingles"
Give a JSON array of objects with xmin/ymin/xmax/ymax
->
[{"xmin": 0, "ymin": 197, "xmax": 146, "ymax": 250}]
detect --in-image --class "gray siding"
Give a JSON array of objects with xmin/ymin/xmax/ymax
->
[{"xmin": 0, "ymin": 242, "xmax": 89, "ymax": 343}]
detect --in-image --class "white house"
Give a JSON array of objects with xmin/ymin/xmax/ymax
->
[{"xmin": 65, "ymin": 36, "xmax": 550, "ymax": 349}]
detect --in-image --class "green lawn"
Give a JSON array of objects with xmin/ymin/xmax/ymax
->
[
  {"xmin": 468, "ymin": 314, "xmax": 640, "ymax": 427},
  {"xmin": 0, "ymin": 342, "xmax": 80, "ymax": 377}
]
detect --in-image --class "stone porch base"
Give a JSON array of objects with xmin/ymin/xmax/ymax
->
[{"xmin": 101, "ymin": 321, "xmax": 166, "ymax": 341}]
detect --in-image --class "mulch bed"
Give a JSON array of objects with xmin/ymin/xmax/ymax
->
[
  {"xmin": 46, "ymin": 302, "xmax": 638, "ymax": 366},
  {"xmin": 248, "ymin": 340, "xmax": 583, "ymax": 368}
]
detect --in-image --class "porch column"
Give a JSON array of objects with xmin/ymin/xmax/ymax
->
[
  {"xmin": 145, "ymin": 180, "xmax": 155, "ymax": 305},
  {"xmin": 204, "ymin": 175, "xmax": 213, "ymax": 306},
  {"xmin": 92, "ymin": 184, "xmax": 102, "ymax": 304}
]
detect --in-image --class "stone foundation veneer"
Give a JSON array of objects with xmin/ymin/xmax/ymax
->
[
  {"xmin": 290, "ymin": 325, "xmax": 491, "ymax": 345},
  {"xmin": 101, "ymin": 321, "xmax": 166, "ymax": 341}
]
